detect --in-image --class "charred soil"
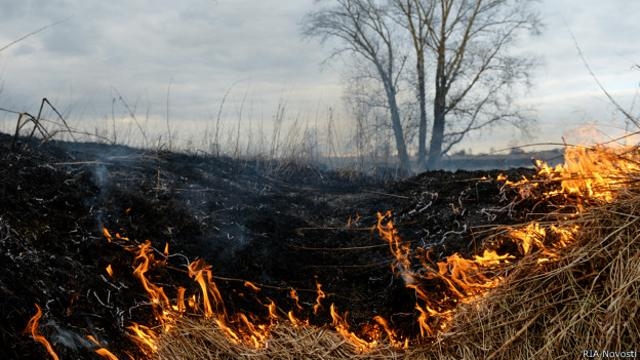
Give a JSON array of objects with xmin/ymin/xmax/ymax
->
[{"xmin": 0, "ymin": 133, "xmax": 536, "ymax": 359}]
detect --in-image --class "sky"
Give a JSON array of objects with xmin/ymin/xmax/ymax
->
[{"xmin": 0, "ymin": 0, "xmax": 639, "ymax": 154}]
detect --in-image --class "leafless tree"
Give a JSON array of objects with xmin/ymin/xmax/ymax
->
[
  {"xmin": 391, "ymin": 0, "xmax": 434, "ymax": 166},
  {"xmin": 421, "ymin": 0, "xmax": 541, "ymax": 168},
  {"xmin": 303, "ymin": 0, "xmax": 412, "ymax": 173}
]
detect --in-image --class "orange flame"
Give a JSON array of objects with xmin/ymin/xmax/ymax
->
[
  {"xmin": 95, "ymin": 348, "xmax": 119, "ymax": 360},
  {"xmin": 132, "ymin": 241, "xmax": 171, "ymax": 311},
  {"xmin": 287, "ymin": 310, "xmax": 309, "ymax": 327},
  {"xmin": 105, "ymin": 264, "xmax": 114, "ymax": 278},
  {"xmin": 102, "ymin": 227, "xmax": 113, "ymax": 242},
  {"xmin": 289, "ymin": 288, "xmax": 303, "ymax": 311},
  {"xmin": 376, "ymin": 209, "xmax": 578, "ymax": 338},
  {"xmin": 87, "ymin": 335, "xmax": 120, "ymax": 360},
  {"xmin": 172, "ymin": 287, "xmax": 186, "ymax": 313},
  {"xmin": 26, "ymin": 304, "xmax": 59, "ymax": 360},
  {"xmin": 266, "ymin": 300, "xmax": 278, "ymax": 322},
  {"xmin": 163, "ymin": 242, "xmax": 169, "ymax": 259},
  {"xmin": 187, "ymin": 259, "xmax": 225, "ymax": 318},
  {"xmin": 373, "ymin": 315, "xmax": 407, "ymax": 349},
  {"xmin": 128, "ymin": 323, "xmax": 158, "ymax": 353},
  {"xmin": 312, "ymin": 281, "xmax": 326, "ymax": 315},
  {"xmin": 500, "ymin": 145, "xmax": 640, "ymax": 202},
  {"xmin": 243, "ymin": 281, "xmax": 261, "ymax": 293},
  {"xmin": 330, "ymin": 304, "xmax": 377, "ymax": 352}
]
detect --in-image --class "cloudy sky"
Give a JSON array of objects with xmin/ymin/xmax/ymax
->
[{"xmin": 0, "ymin": 0, "xmax": 639, "ymax": 153}]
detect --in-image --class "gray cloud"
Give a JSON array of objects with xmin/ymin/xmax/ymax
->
[{"xmin": 0, "ymin": 0, "xmax": 638, "ymax": 152}]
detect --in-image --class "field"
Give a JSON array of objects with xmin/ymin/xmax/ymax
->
[{"xmin": 1, "ymin": 132, "xmax": 638, "ymax": 359}]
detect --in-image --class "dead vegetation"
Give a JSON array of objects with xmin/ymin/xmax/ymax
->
[
  {"xmin": 2, "ymin": 130, "xmax": 639, "ymax": 359},
  {"xmin": 152, "ymin": 146, "xmax": 640, "ymax": 359}
]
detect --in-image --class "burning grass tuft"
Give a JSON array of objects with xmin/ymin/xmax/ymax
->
[{"xmin": 428, "ymin": 188, "xmax": 640, "ymax": 359}]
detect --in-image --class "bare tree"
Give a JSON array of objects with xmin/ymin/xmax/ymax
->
[
  {"xmin": 422, "ymin": 0, "xmax": 541, "ymax": 168},
  {"xmin": 391, "ymin": 0, "xmax": 434, "ymax": 166},
  {"xmin": 303, "ymin": 0, "xmax": 412, "ymax": 173}
]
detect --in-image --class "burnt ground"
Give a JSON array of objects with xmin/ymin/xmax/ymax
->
[{"xmin": 0, "ymin": 132, "xmax": 538, "ymax": 359}]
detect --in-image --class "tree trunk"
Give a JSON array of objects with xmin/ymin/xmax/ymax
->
[
  {"xmin": 388, "ymin": 94, "xmax": 411, "ymax": 173},
  {"xmin": 427, "ymin": 46, "xmax": 446, "ymax": 170},
  {"xmin": 416, "ymin": 51, "xmax": 428, "ymax": 167},
  {"xmin": 427, "ymin": 94, "xmax": 445, "ymax": 169},
  {"xmin": 379, "ymin": 68, "xmax": 411, "ymax": 173}
]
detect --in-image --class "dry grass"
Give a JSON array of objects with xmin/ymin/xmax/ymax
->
[
  {"xmin": 425, "ymin": 189, "xmax": 640, "ymax": 359},
  {"xmin": 155, "ymin": 164, "xmax": 640, "ymax": 360},
  {"xmin": 156, "ymin": 319, "xmax": 402, "ymax": 360}
]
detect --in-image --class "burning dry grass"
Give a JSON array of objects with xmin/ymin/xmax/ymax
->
[
  {"xmin": 152, "ymin": 199, "xmax": 640, "ymax": 359},
  {"xmin": 153, "ymin": 145, "xmax": 640, "ymax": 359},
  {"xmin": 155, "ymin": 318, "xmax": 402, "ymax": 360},
  {"xmin": 430, "ymin": 190, "xmax": 640, "ymax": 359}
]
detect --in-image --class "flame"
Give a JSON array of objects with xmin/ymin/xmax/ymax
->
[
  {"xmin": 187, "ymin": 259, "xmax": 225, "ymax": 318},
  {"xmin": 87, "ymin": 335, "xmax": 120, "ymax": 360},
  {"xmin": 473, "ymin": 250, "xmax": 514, "ymax": 266},
  {"xmin": 132, "ymin": 241, "xmax": 171, "ymax": 312},
  {"xmin": 289, "ymin": 288, "xmax": 303, "ymax": 311},
  {"xmin": 105, "ymin": 264, "xmax": 114, "ymax": 277},
  {"xmin": 377, "ymin": 211, "xmax": 413, "ymax": 282},
  {"xmin": 163, "ymin": 242, "xmax": 169, "ymax": 258},
  {"xmin": 266, "ymin": 300, "xmax": 278, "ymax": 322},
  {"xmin": 95, "ymin": 144, "xmax": 636, "ymax": 357},
  {"xmin": 372, "ymin": 315, "xmax": 407, "ymax": 349},
  {"xmin": 501, "ymin": 145, "xmax": 640, "ymax": 202},
  {"xmin": 376, "ymin": 209, "xmax": 580, "ymax": 338},
  {"xmin": 312, "ymin": 281, "xmax": 326, "ymax": 315},
  {"xmin": 128, "ymin": 323, "xmax": 158, "ymax": 353},
  {"xmin": 330, "ymin": 304, "xmax": 377, "ymax": 352},
  {"xmin": 243, "ymin": 281, "xmax": 261, "ymax": 293},
  {"xmin": 102, "ymin": 227, "xmax": 130, "ymax": 242},
  {"xmin": 26, "ymin": 304, "xmax": 59, "ymax": 360},
  {"xmin": 185, "ymin": 259, "xmax": 274, "ymax": 348},
  {"xmin": 287, "ymin": 310, "xmax": 309, "ymax": 327},
  {"xmin": 95, "ymin": 348, "xmax": 120, "ymax": 360},
  {"xmin": 172, "ymin": 287, "xmax": 186, "ymax": 313},
  {"xmin": 102, "ymin": 227, "xmax": 113, "ymax": 242}
]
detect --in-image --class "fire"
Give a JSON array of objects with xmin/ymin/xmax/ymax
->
[
  {"xmin": 312, "ymin": 280, "xmax": 326, "ymax": 315},
  {"xmin": 106, "ymin": 264, "xmax": 114, "ymax": 277},
  {"xmin": 163, "ymin": 242, "xmax": 169, "ymax": 259},
  {"xmin": 128, "ymin": 323, "xmax": 158, "ymax": 353},
  {"xmin": 187, "ymin": 259, "xmax": 225, "ymax": 318},
  {"xmin": 82, "ymin": 143, "xmax": 636, "ymax": 357},
  {"xmin": 103, "ymin": 227, "xmax": 113, "ymax": 242},
  {"xmin": 87, "ymin": 335, "xmax": 120, "ymax": 360},
  {"xmin": 330, "ymin": 304, "xmax": 377, "ymax": 352},
  {"xmin": 287, "ymin": 310, "xmax": 308, "ymax": 327},
  {"xmin": 265, "ymin": 301, "xmax": 277, "ymax": 321},
  {"xmin": 172, "ymin": 287, "xmax": 186, "ymax": 313},
  {"xmin": 372, "ymin": 315, "xmax": 407, "ymax": 349},
  {"xmin": 289, "ymin": 288, "xmax": 303, "ymax": 311},
  {"xmin": 26, "ymin": 304, "xmax": 59, "ymax": 360},
  {"xmin": 132, "ymin": 241, "xmax": 171, "ymax": 312},
  {"xmin": 473, "ymin": 249, "xmax": 514, "ymax": 266},
  {"xmin": 501, "ymin": 145, "xmax": 640, "ymax": 202},
  {"xmin": 95, "ymin": 348, "xmax": 120, "ymax": 360},
  {"xmin": 243, "ymin": 280, "xmax": 261, "ymax": 293},
  {"xmin": 376, "ymin": 196, "xmax": 581, "ymax": 338}
]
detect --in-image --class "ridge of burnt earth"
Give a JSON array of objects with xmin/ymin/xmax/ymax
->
[{"xmin": 0, "ymin": 133, "xmax": 536, "ymax": 359}]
